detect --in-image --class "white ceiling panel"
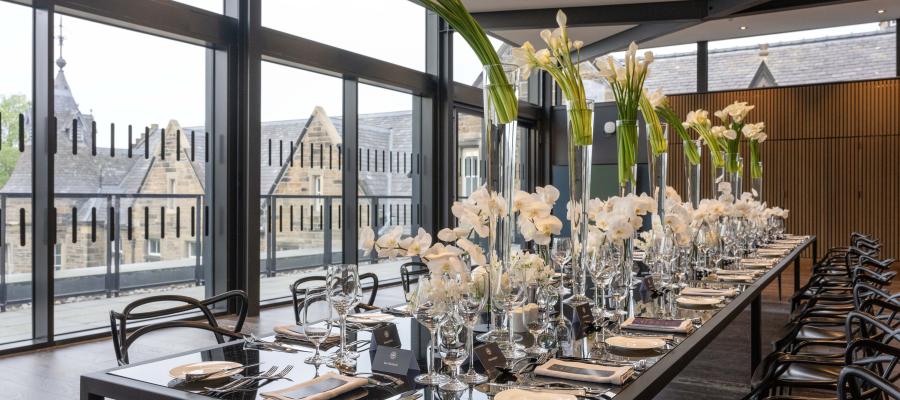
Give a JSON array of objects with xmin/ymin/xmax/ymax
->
[
  {"xmin": 642, "ymin": 0, "xmax": 899, "ymax": 47},
  {"xmin": 493, "ymin": 24, "xmax": 637, "ymax": 47},
  {"xmin": 462, "ymin": 0, "xmax": 674, "ymax": 13}
]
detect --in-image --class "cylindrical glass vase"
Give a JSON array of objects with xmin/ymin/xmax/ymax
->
[
  {"xmin": 646, "ymin": 123, "xmax": 669, "ymax": 220},
  {"xmin": 684, "ymin": 139, "xmax": 702, "ymax": 208},
  {"xmin": 481, "ymin": 63, "xmax": 519, "ymax": 341},
  {"xmin": 751, "ymin": 161, "xmax": 763, "ymax": 199},
  {"xmin": 566, "ymin": 100, "xmax": 594, "ymax": 306},
  {"xmin": 616, "ymin": 120, "xmax": 639, "ymax": 195},
  {"xmin": 712, "ymin": 151, "xmax": 726, "ymax": 196},
  {"xmin": 725, "ymin": 153, "xmax": 743, "ymax": 196}
]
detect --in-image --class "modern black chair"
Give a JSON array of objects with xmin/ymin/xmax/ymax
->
[
  {"xmin": 290, "ymin": 272, "xmax": 380, "ymax": 324},
  {"xmin": 109, "ymin": 290, "xmax": 248, "ymax": 365},
  {"xmin": 400, "ymin": 261, "xmax": 429, "ymax": 296},
  {"xmin": 838, "ymin": 366, "xmax": 900, "ymax": 400}
]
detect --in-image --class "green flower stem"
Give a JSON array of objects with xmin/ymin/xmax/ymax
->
[
  {"xmin": 640, "ymin": 94, "xmax": 667, "ymax": 155},
  {"xmin": 750, "ymin": 140, "xmax": 762, "ymax": 179},
  {"xmin": 656, "ymin": 106, "xmax": 700, "ymax": 165},
  {"xmin": 568, "ymin": 106, "xmax": 593, "ymax": 147},
  {"xmin": 616, "ymin": 121, "xmax": 638, "ymax": 188},
  {"xmin": 725, "ymin": 122, "xmax": 743, "ymax": 173},
  {"xmin": 693, "ymin": 124, "xmax": 725, "ymax": 167}
]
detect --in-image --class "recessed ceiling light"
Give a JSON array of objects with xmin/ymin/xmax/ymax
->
[
  {"xmin": 877, "ymin": 9, "xmax": 885, "ymax": 14},
  {"xmin": 740, "ymin": 26, "xmax": 747, "ymax": 30}
]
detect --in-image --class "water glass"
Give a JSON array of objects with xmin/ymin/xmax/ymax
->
[
  {"xmin": 456, "ymin": 274, "xmax": 487, "ymax": 384},
  {"xmin": 413, "ymin": 274, "xmax": 451, "ymax": 386},
  {"xmin": 325, "ymin": 263, "xmax": 362, "ymax": 369},
  {"xmin": 300, "ymin": 287, "xmax": 332, "ymax": 366}
]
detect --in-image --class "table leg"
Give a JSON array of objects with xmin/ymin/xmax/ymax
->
[
  {"xmin": 80, "ymin": 388, "xmax": 104, "ymax": 400},
  {"xmin": 751, "ymin": 295, "xmax": 761, "ymax": 373},
  {"xmin": 793, "ymin": 257, "xmax": 801, "ymax": 294},
  {"xmin": 812, "ymin": 239, "xmax": 818, "ymax": 266}
]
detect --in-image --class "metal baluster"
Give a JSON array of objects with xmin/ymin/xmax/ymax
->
[
  {"xmin": 0, "ymin": 195, "xmax": 6, "ymax": 312},
  {"xmin": 194, "ymin": 196, "xmax": 202, "ymax": 285},
  {"xmin": 324, "ymin": 198, "xmax": 332, "ymax": 265}
]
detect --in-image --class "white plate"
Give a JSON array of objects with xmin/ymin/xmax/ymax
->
[
  {"xmin": 169, "ymin": 361, "xmax": 243, "ymax": 381},
  {"xmin": 495, "ymin": 389, "xmax": 577, "ymax": 400},
  {"xmin": 347, "ymin": 313, "xmax": 395, "ymax": 324},
  {"xmin": 676, "ymin": 296, "xmax": 722, "ymax": 307},
  {"xmin": 604, "ymin": 335, "xmax": 667, "ymax": 351}
]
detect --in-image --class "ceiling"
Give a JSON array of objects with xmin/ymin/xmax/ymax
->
[{"xmin": 462, "ymin": 0, "xmax": 899, "ymax": 55}]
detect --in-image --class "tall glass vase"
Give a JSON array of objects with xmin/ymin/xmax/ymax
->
[
  {"xmin": 684, "ymin": 140, "xmax": 702, "ymax": 208},
  {"xmin": 725, "ymin": 153, "xmax": 743, "ymax": 196},
  {"xmin": 616, "ymin": 120, "xmax": 639, "ymax": 196},
  {"xmin": 751, "ymin": 161, "xmax": 763, "ymax": 199},
  {"xmin": 646, "ymin": 123, "xmax": 669, "ymax": 220},
  {"xmin": 712, "ymin": 151, "xmax": 726, "ymax": 196},
  {"xmin": 480, "ymin": 64, "xmax": 519, "ymax": 342},
  {"xmin": 566, "ymin": 100, "xmax": 594, "ymax": 305}
]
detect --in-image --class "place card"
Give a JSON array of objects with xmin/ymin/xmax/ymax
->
[
  {"xmin": 371, "ymin": 345, "xmax": 418, "ymax": 376},
  {"xmin": 371, "ymin": 323, "xmax": 401, "ymax": 348},
  {"xmin": 574, "ymin": 303, "xmax": 596, "ymax": 339},
  {"xmin": 473, "ymin": 342, "xmax": 507, "ymax": 380}
]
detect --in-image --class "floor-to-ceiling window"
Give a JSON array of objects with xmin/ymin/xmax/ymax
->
[
  {"xmin": 259, "ymin": 62, "xmax": 344, "ymax": 302},
  {"xmin": 50, "ymin": 15, "xmax": 209, "ymax": 337},
  {"xmin": 0, "ymin": 0, "xmax": 32, "ymax": 346}
]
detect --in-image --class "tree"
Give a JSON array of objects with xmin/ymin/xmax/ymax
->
[{"xmin": 0, "ymin": 94, "xmax": 30, "ymax": 189}]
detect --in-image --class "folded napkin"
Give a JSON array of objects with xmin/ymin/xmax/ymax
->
[
  {"xmin": 676, "ymin": 296, "xmax": 723, "ymax": 307},
  {"xmin": 681, "ymin": 287, "xmax": 738, "ymax": 297},
  {"xmin": 716, "ymin": 274, "xmax": 755, "ymax": 283},
  {"xmin": 715, "ymin": 268, "xmax": 762, "ymax": 275},
  {"xmin": 741, "ymin": 258, "xmax": 776, "ymax": 268},
  {"xmin": 494, "ymin": 389, "xmax": 577, "ymax": 400},
  {"xmin": 757, "ymin": 249, "xmax": 788, "ymax": 256},
  {"xmin": 765, "ymin": 243, "xmax": 796, "ymax": 250},
  {"xmin": 273, "ymin": 325, "xmax": 340, "ymax": 349},
  {"xmin": 620, "ymin": 317, "xmax": 693, "ymax": 333},
  {"xmin": 535, "ymin": 359, "xmax": 633, "ymax": 385},
  {"xmin": 261, "ymin": 372, "xmax": 366, "ymax": 400},
  {"xmin": 346, "ymin": 313, "xmax": 396, "ymax": 325}
]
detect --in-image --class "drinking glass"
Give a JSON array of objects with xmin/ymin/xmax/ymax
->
[
  {"xmin": 457, "ymin": 274, "xmax": 488, "ymax": 384},
  {"xmin": 413, "ymin": 274, "xmax": 451, "ymax": 386},
  {"xmin": 589, "ymin": 243, "xmax": 619, "ymax": 319},
  {"xmin": 325, "ymin": 263, "xmax": 362, "ymax": 369},
  {"xmin": 550, "ymin": 237, "xmax": 574, "ymax": 345},
  {"xmin": 495, "ymin": 263, "xmax": 528, "ymax": 359},
  {"xmin": 300, "ymin": 287, "xmax": 332, "ymax": 366},
  {"xmin": 525, "ymin": 286, "xmax": 549, "ymax": 355},
  {"xmin": 439, "ymin": 312, "xmax": 468, "ymax": 391}
]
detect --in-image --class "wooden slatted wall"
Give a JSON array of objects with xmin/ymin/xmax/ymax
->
[{"xmin": 665, "ymin": 78, "xmax": 900, "ymax": 257}]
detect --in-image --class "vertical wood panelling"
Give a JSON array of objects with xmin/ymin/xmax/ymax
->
[{"xmin": 668, "ymin": 79, "xmax": 900, "ymax": 256}]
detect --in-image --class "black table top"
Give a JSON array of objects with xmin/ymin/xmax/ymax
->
[{"xmin": 81, "ymin": 236, "xmax": 815, "ymax": 400}]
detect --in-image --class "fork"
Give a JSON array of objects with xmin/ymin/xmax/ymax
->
[{"xmin": 201, "ymin": 366, "xmax": 278, "ymax": 395}]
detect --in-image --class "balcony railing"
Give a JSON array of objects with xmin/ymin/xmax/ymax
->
[{"xmin": 0, "ymin": 192, "xmax": 417, "ymax": 311}]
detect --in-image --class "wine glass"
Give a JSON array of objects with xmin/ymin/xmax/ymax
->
[
  {"xmin": 413, "ymin": 273, "xmax": 451, "ymax": 386},
  {"xmin": 589, "ymin": 242, "xmax": 619, "ymax": 320},
  {"xmin": 439, "ymin": 311, "xmax": 468, "ymax": 391},
  {"xmin": 300, "ymin": 287, "xmax": 332, "ymax": 366},
  {"xmin": 550, "ymin": 237, "xmax": 574, "ymax": 344},
  {"xmin": 325, "ymin": 263, "xmax": 362, "ymax": 369},
  {"xmin": 456, "ymin": 273, "xmax": 488, "ymax": 384},
  {"xmin": 494, "ymin": 263, "xmax": 528, "ymax": 359},
  {"xmin": 525, "ymin": 286, "xmax": 549, "ymax": 355}
]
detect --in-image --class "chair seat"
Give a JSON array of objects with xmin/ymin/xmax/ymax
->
[
  {"xmin": 796, "ymin": 325, "xmax": 845, "ymax": 342},
  {"xmin": 778, "ymin": 363, "xmax": 842, "ymax": 386}
]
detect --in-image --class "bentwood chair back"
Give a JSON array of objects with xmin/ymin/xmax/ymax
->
[
  {"xmin": 840, "ymin": 340, "xmax": 900, "ymax": 399},
  {"xmin": 290, "ymin": 272, "xmax": 380, "ymax": 324},
  {"xmin": 838, "ymin": 366, "xmax": 900, "ymax": 400},
  {"xmin": 109, "ymin": 290, "xmax": 248, "ymax": 365},
  {"xmin": 400, "ymin": 261, "xmax": 429, "ymax": 296}
]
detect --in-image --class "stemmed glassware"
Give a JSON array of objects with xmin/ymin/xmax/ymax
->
[
  {"xmin": 494, "ymin": 262, "xmax": 528, "ymax": 359},
  {"xmin": 325, "ymin": 263, "xmax": 362, "ymax": 369},
  {"xmin": 589, "ymin": 242, "xmax": 620, "ymax": 320},
  {"xmin": 550, "ymin": 237, "xmax": 574, "ymax": 346},
  {"xmin": 456, "ymin": 272, "xmax": 488, "ymax": 384},
  {"xmin": 525, "ymin": 285, "xmax": 550, "ymax": 355},
  {"xmin": 696, "ymin": 220, "xmax": 719, "ymax": 272},
  {"xmin": 413, "ymin": 273, "xmax": 451, "ymax": 386},
  {"xmin": 439, "ymin": 311, "xmax": 468, "ymax": 391},
  {"xmin": 300, "ymin": 287, "xmax": 332, "ymax": 366}
]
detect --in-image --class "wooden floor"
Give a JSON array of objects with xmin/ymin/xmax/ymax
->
[{"xmin": 0, "ymin": 259, "xmax": 890, "ymax": 400}]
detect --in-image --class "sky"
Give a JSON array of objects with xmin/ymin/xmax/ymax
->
[{"xmin": 0, "ymin": 0, "xmax": 892, "ymax": 147}]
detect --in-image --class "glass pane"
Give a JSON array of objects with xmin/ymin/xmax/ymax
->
[
  {"xmin": 262, "ymin": 0, "xmax": 425, "ymax": 72},
  {"xmin": 357, "ymin": 84, "xmax": 419, "ymax": 283},
  {"xmin": 173, "ymin": 0, "xmax": 221, "ymax": 13},
  {"xmin": 0, "ymin": 0, "xmax": 32, "ymax": 346},
  {"xmin": 456, "ymin": 111, "xmax": 482, "ymax": 200},
  {"xmin": 453, "ymin": 32, "xmax": 534, "ymax": 102},
  {"xmin": 51, "ymin": 15, "xmax": 208, "ymax": 336},
  {"xmin": 710, "ymin": 22, "xmax": 896, "ymax": 91},
  {"xmin": 260, "ymin": 62, "xmax": 343, "ymax": 302}
]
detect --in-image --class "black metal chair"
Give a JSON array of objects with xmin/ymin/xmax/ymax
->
[
  {"xmin": 109, "ymin": 290, "xmax": 248, "ymax": 365},
  {"xmin": 838, "ymin": 366, "xmax": 900, "ymax": 400},
  {"xmin": 400, "ymin": 261, "xmax": 428, "ymax": 296},
  {"xmin": 290, "ymin": 272, "xmax": 380, "ymax": 324}
]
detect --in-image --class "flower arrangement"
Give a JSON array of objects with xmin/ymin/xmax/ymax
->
[
  {"xmin": 742, "ymin": 122, "xmax": 767, "ymax": 179},
  {"xmin": 587, "ymin": 193, "xmax": 656, "ymax": 244},
  {"xmin": 512, "ymin": 185, "xmax": 564, "ymax": 246},
  {"xmin": 684, "ymin": 109, "xmax": 726, "ymax": 167},
  {"xmin": 511, "ymin": 10, "xmax": 589, "ymax": 145},
  {"xmin": 641, "ymin": 89, "xmax": 667, "ymax": 156},
  {"xmin": 714, "ymin": 101, "xmax": 755, "ymax": 173},
  {"xmin": 650, "ymin": 91, "xmax": 701, "ymax": 165},
  {"xmin": 421, "ymin": 0, "xmax": 517, "ymax": 124},
  {"xmin": 594, "ymin": 43, "xmax": 653, "ymax": 188}
]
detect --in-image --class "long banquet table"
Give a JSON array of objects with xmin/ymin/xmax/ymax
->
[{"xmin": 81, "ymin": 236, "xmax": 817, "ymax": 400}]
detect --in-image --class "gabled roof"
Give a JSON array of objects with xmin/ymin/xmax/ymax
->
[{"xmin": 749, "ymin": 60, "xmax": 777, "ymax": 88}]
